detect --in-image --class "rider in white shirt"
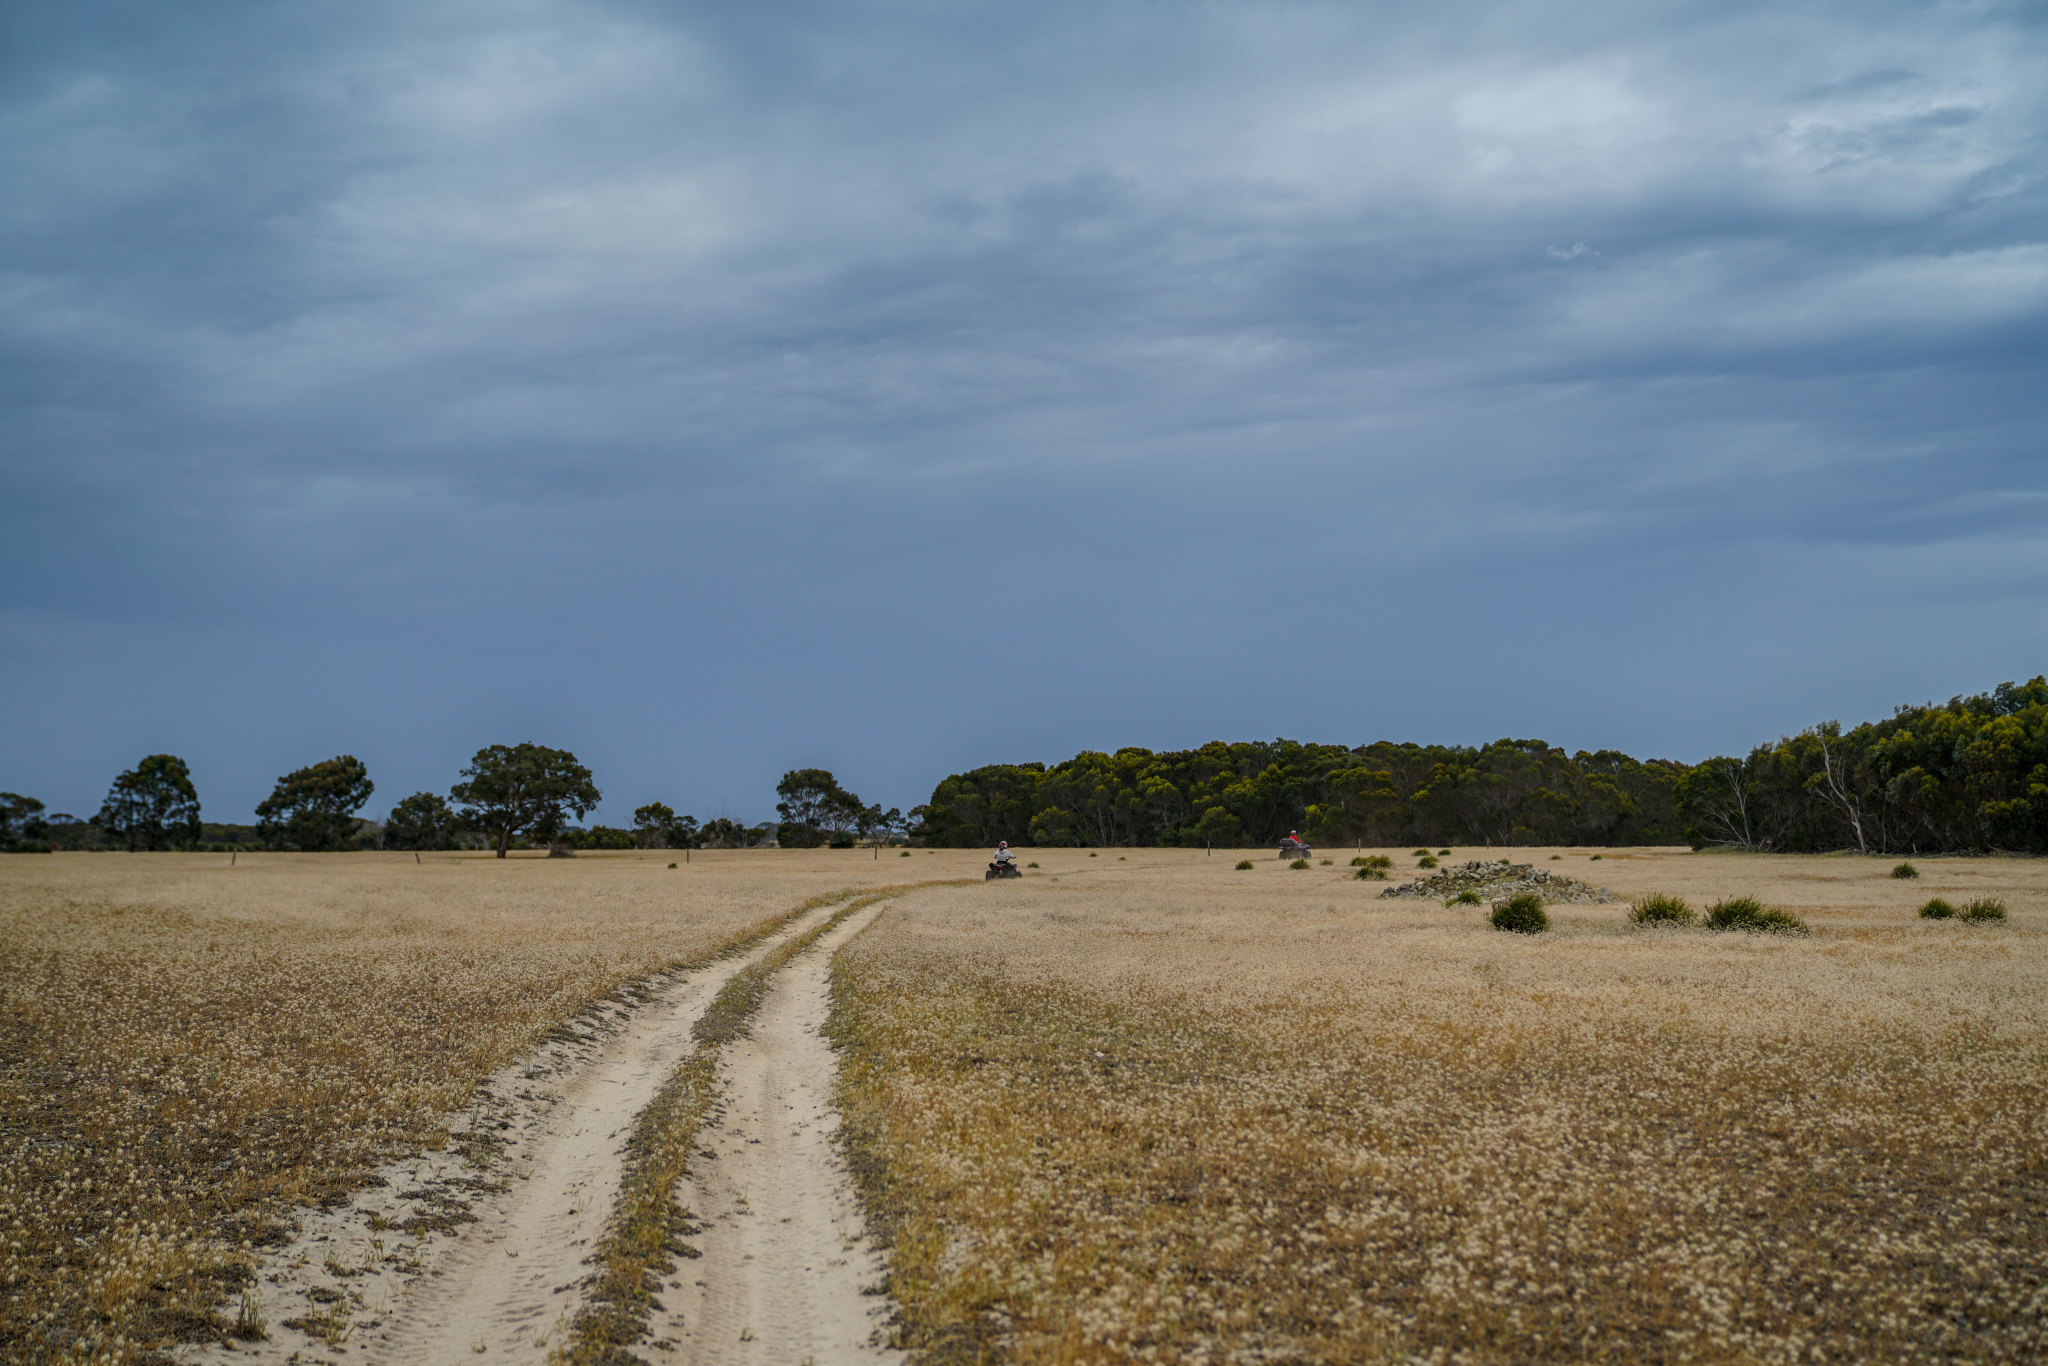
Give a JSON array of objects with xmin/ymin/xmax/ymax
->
[{"xmin": 994, "ymin": 840, "xmax": 1015, "ymax": 866}]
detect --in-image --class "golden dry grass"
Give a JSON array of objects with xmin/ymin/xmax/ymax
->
[
  {"xmin": 0, "ymin": 847, "xmax": 953, "ymax": 1366},
  {"xmin": 831, "ymin": 847, "xmax": 2048, "ymax": 1364}
]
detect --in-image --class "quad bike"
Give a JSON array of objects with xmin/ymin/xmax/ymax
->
[
  {"xmin": 1277, "ymin": 837, "xmax": 1313, "ymax": 860},
  {"xmin": 986, "ymin": 859, "xmax": 1024, "ymax": 880}
]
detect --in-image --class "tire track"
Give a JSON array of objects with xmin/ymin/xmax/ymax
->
[
  {"xmin": 179, "ymin": 892, "xmax": 866, "ymax": 1366},
  {"xmin": 650, "ymin": 901, "xmax": 903, "ymax": 1365}
]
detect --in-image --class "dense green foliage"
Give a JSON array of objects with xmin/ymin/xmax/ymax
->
[
  {"xmin": 914, "ymin": 738, "xmax": 1684, "ymax": 848},
  {"xmin": 383, "ymin": 791, "xmax": 456, "ymax": 850},
  {"xmin": 449, "ymin": 742, "xmax": 601, "ymax": 859},
  {"xmin": 915, "ymin": 676, "xmax": 2048, "ymax": 854},
  {"xmin": 1, "ymin": 793, "xmax": 50, "ymax": 851},
  {"xmin": 255, "ymin": 754, "xmax": 374, "ymax": 850},
  {"xmin": 1678, "ymin": 676, "xmax": 2048, "ymax": 854},
  {"xmin": 1491, "ymin": 894, "xmax": 1549, "ymax": 934},
  {"xmin": 92, "ymin": 755, "xmax": 202, "ymax": 851}
]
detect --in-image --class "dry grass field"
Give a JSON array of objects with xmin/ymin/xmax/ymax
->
[
  {"xmin": 831, "ymin": 847, "xmax": 2048, "ymax": 1364},
  {"xmin": 0, "ymin": 847, "xmax": 952, "ymax": 1366}
]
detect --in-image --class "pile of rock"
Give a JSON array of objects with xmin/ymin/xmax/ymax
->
[{"xmin": 1377, "ymin": 858, "xmax": 1612, "ymax": 905}]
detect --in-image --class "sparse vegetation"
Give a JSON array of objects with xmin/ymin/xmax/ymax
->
[
  {"xmin": 1350, "ymin": 856, "xmax": 1370, "ymax": 866},
  {"xmin": 1704, "ymin": 896, "xmax": 1809, "ymax": 934},
  {"xmin": 1289, "ymin": 858, "xmax": 1311, "ymax": 870},
  {"xmin": 1417, "ymin": 855, "xmax": 1439, "ymax": 868},
  {"xmin": 1962, "ymin": 896, "xmax": 2008, "ymax": 922},
  {"xmin": 1919, "ymin": 898, "xmax": 1957, "ymax": 919},
  {"xmin": 1447, "ymin": 890, "xmax": 1482, "ymax": 906},
  {"xmin": 1490, "ymin": 893, "xmax": 1549, "ymax": 933},
  {"xmin": 1235, "ymin": 860, "xmax": 1255, "ymax": 870},
  {"xmin": 830, "ymin": 852, "xmax": 2047, "ymax": 1363},
  {"xmin": 1353, "ymin": 865, "xmax": 1388, "ymax": 880},
  {"xmin": 1628, "ymin": 892, "xmax": 1696, "ymax": 926},
  {"xmin": 1892, "ymin": 860, "xmax": 1920, "ymax": 879},
  {"xmin": 1437, "ymin": 849, "xmax": 1451, "ymax": 856}
]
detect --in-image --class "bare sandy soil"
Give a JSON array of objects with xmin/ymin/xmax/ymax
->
[{"xmin": 654, "ymin": 902, "xmax": 904, "ymax": 1365}]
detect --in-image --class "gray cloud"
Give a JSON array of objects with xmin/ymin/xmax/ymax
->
[{"xmin": 3, "ymin": 0, "xmax": 2045, "ymax": 820}]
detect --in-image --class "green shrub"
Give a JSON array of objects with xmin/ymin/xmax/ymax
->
[
  {"xmin": 1628, "ymin": 893, "xmax": 1695, "ymax": 926},
  {"xmin": 1412, "ymin": 848, "xmax": 1429, "ymax": 856},
  {"xmin": 1089, "ymin": 852, "xmax": 1097, "ymax": 857},
  {"xmin": 1366, "ymin": 855, "xmax": 1393, "ymax": 869},
  {"xmin": 1417, "ymin": 855, "xmax": 1438, "ymax": 868},
  {"xmin": 1351, "ymin": 856, "xmax": 1371, "ymax": 866},
  {"xmin": 1491, "ymin": 894, "xmax": 1549, "ymax": 934},
  {"xmin": 1705, "ymin": 897, "xmax": 1809, "ymax": 935},
  {"xmin": 1589, "ymin": 854, "xmax": 1603, "ymax": 861},
  {"xmin": 1437, "ymin": 849, "xmax": 1451, "ymax": 856},
  {"xmin": 900, "ymin": 850, "xmax": 912, "ymax": 856},
  {"xmin": 1447, "ymin": 890, "xmax": 1482, "ymax": 907},
  {"xmin": 1918, "ymin": 898, "xmax": 1957, "ymax": 920},
  {"xmin": 1027, "ymin": 862, "xmax": 1039, "ymax": 868},
  {"xmin": 1319, "ymin": 858, "xmax": 1333, "ymax": 865},
  {"xmin": 1235, "ymin": 860, "xmax": 1255, "ymax": 870},
  {"xmin": 1289, "ymin": 858, "xmax": 1311, "ymax": 870},
  {"xmin": 1962, "ymin": 897, "xmax": 2008, "ymax": 922},
  {"xmin": 1353, "ymin": 866, "xmax": 1388, "ymax": 881},
  {"xmin": 667, "ymin": 862, "xmax": 677, "ymax": 869},
  {"xmin": 1549, "ymin": 854, "xmax": 1562, "ymax": 861},
  {"xmin": 1891, "ymin": 861, "xmax": 1920, "ymax": 879}
]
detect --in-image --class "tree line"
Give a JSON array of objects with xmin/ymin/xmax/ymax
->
[
  {"xmin": 0, "ymin": 747, "xmax": 902, "ymax": 857},
  {"xmin": 911, "ymin": 675, "xmax": 2048, "ymax": 855},
  {"xmin": 7, "ymin": 675, "xmax": 2045, "ymax": 857}
]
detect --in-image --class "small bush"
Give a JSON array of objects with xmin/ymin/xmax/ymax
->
[
  {"xmin": 1353, "ymin": 866, "xmax": 1388, "ymax": 881},
  {"xmin": 1918, "ymin": 898, "xmax": 1957, "ymax": 920},
  {"xmin": 1412, "ymin": 848, "xmax": 1430, "ymax": 856},
  {"xmin": 1089, "ymin": 852, "xmax": 1097, "ymax": 857},
  {"xmin": 1447, "ymin": 890, "xmax": 1482, "ymax": 906},
  {"xmin": 1320, "ymin": 858, "xmax": 1333, "ymax": 865},
  {"xmin": 667, "ymin": 862, "xmax": 677, "ymax": 869},
  {"xmin": 900, "ymin": 850, "xmax": 912, "ymax": 856},
  {"xmin": 1549, "ymin": 854, "xmax": 1562, "ymax": 861},
  {"xmin": 1351, "ymin": 856, "xmax": 1370, "ymax": 866},
  {"xmin": 1027, "ymin": 861, "xmax": 1039, "ymax": 868},
  {"xmin": 1417, "ymin": 855, "xmax": 1438, "ymax": 868},
  {"xmin": 1491, "ymin": 894, "xmax": 1549, "ymax": 934},
  {"xmin": 1366, "ymin": 854, "xmax": 1393, "ymax": 869},
  {"xmin": 1705, "ymin": 897, "xmax": 1809, "ymax": 935},
  {"xmin": 1289, "ymin": 858, "xmax": 1311, "ymax": 870},
  {"xmin": 1235, "ymin": 860, "xmax": 1255, "ymax": 870},
  {"xmin": 1891, "ymin": 861, "xmax": 1920, "ymax": 879},
  {"xmin": 1628, "ymin": 893, "xmax": 1695, "ymax": 926},
  {"xmin": 1438, "ymin": 849, "xmax": 1451, "ymax": 855},
  {"xmin": 1962, "ymin": 897, "xmax": 2008, "ymax": 922},
  {"xmin": 1589, "ymin": 854, "xmax": 1603, "ymax": 861}
]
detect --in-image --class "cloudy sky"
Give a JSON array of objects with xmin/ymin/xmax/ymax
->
[{"xmin": 4, "ymin": 0, "xmax": 2045, "ymax": 826}]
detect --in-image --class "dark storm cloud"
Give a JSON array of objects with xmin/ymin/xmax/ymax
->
[{"xmin": 3, "ymin": 0, "xmax": 2045, "ymax": 820}]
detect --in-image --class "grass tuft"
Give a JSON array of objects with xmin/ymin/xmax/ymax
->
[
  {"xmin": 1235, "ymin": 860, "xmax": 1255, "ymax": 871},
  {"xmin": 1491, "ymin": 893, "xmax": 1549, "ymax": 934},
  {"xmin": 1354, "ymin": 866, "xmax": 1388, "ymax": 881},
  {"xmin": 1705, "ymin": 896, "xmax": 1809, "ymax": 935},
  {"xmin": 1962, "ymin": 897, "xmax": 2008, "ymax": 922},
  {"xmin": 1447, "ymin": 890, "xmax": 1482, "ymax": 907},
  {"xmin": 1891, "ymin": 861, "xmax": 1920, "ymax": 879},
  {"xmin": 1628, "ymin": 893, "xmax": 1695, "ymax": 926},
  {"xmin": 1918, "ymin": 898, "xmax": 1956, "ymax": 920},
  {"xmin": 1289, "ymin": 859, "xmax": 1311, "ymax": 870}
]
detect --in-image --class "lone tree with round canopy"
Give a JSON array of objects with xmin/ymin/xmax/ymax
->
[
  {"xmin": 451, "ymin": 743, "xmax": 601, "ymax": 858},
  {"xmin": 256, "ymin": 754, "xmax": 374, "ymax": 850},
  {"xmin": 93, "ymin": 754, "xmax": 202, "ymax": 851}
]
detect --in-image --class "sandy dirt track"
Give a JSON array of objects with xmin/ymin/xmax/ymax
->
[
  {"xmin": 181, "ymin": 892, "xmax": 895, "ymax": 1366},
  {"xmin": 654, "ymin": 903, "xmax": 903, "ymax": 1365}
]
